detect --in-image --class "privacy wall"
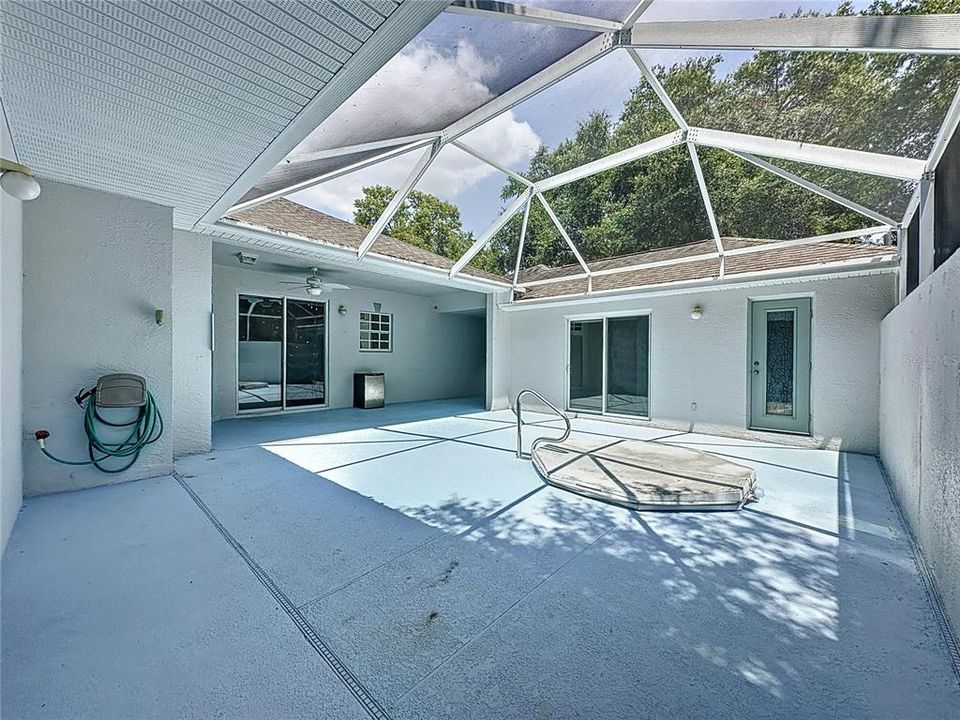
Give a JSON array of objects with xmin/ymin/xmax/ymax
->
[
  {"xmin": 212, "ymin": 264, "xmax": 485, "ymax": 419},
  {"xmin": 503, "ymin": 272, "xmax": 897, "ymax": 454},
  {"xmin": 21, "ymin": 182, "xmax": 173, "ymax": 495},
  {"xmin": 880, "ymin": 249, "xmax": 960, "ymax": 635}
]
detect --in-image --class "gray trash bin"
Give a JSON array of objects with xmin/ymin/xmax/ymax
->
[{"xmin": 353, "ymin": 372, "xmax": 384, "ymax": 409}]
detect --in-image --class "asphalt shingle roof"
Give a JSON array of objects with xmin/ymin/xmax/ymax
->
[
  {"xmin": 224, "ymin": 199, "xmax": 508, "ymax": 286},
  {"xmin": 516, "ymin": 237, "xmax": 896, "ymax": 300}
]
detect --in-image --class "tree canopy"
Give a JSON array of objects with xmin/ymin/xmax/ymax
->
[{"xmin": 354, "ymin": 0, "xmax": 960, "ymax": 276}]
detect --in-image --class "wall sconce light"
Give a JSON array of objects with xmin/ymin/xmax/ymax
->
[
  {"xmin": 1, "ymin": 158, "xmax": 41, "ymax": 201},
  {"xmin": 690, "ymin": 305, "xmax": 703, "ymax": 320},
  {"xmin": 338, "ymin": 304, "xmax": 347, "ymax": 316},
  {"xmin": 373, "ymin": 302, "xmax": 382, "ymax": 313}
]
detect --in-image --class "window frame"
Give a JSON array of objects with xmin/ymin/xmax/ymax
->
[{"xmin": 359, "ymin": 310, "xmax": 393, "ymax": 353}]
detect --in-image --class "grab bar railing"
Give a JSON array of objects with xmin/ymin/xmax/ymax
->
[{"xmin": 513, "ymin": 389, "xmax": 572, "ymax": 459}]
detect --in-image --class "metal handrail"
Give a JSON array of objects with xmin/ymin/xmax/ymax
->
[{"xmin": 513, "ymin": 389, "xmax": 572, "ymax": 459}]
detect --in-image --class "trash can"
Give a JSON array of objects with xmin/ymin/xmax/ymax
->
[{"xmin": 353, "ymin": 372, "xmax": 385, "ymax": 409}]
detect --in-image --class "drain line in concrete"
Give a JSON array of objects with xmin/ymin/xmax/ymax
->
[{"xmin": 173, "ymin": 471, "xmax": 392, "ymax": 720}]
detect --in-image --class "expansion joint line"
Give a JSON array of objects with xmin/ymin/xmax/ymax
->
[{"xmin": 172, "ymin": 471, "xmax": 392, "ymax": 720}]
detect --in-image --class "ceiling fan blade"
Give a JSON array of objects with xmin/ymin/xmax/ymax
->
[
  {"xmin": 323, "ymin": 283, "xmax": 351, "ymax": 290},
  {"xmin": 278, "ymin": 281, "xmax": 306, "ymax": 285}
]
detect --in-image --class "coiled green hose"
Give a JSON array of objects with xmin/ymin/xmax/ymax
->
[{"xmin": 38, "ymin": 391, "xmax": 164, "ymax": 473}]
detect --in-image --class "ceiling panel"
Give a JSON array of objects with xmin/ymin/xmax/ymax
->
[{"xmin": 0, "ymin": 0, "xmax": 444, "ymax": 228}]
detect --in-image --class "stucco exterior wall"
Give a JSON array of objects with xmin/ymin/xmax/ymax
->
[
  {"xmin": 1, "ymin": 117, "xmax": 24, "ymax": 551},
  {"xmin": 503, "ymin": 272, "xmax": 897, "ymax": 453},
  {"xmin": 880, "ymin": 249, "xmax": 960, "ymax": 635},
  {"xmin": 21, "ymin": 181, "xmax": 173, "ymax": 495},
  {"xmin": 172, "ymin": 230, "xmax": 212, "ymax": 456},
  {"xmin": 212, "ymin": 264, "xmax": 485, "ymax": 419}
]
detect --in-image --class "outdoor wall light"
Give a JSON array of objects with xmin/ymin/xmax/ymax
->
[
  {"xmin": 338, "ymin": 304, "xmax": 347, "ymax": 316},
  {"xmin": 0, "ymin": 158, "xmax": 41, "ymax": 201},
  {"xmin": 690, "ymin": 305, "xmax": 703, "ymax": 320}
]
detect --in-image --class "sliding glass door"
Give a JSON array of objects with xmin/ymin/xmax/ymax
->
[
  {"xmin": 237, "ymin": 294, "xmax": 326, "ymax": 413},
  {"xmin": 568, "ymin": 315, "xmax": 650, "ymax": 418}
]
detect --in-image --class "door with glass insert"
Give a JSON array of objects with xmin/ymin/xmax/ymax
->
[
  {"xmin": 749, "ymin": 298, "xmax": 811, "ymax": 434},
  {"xmin": 237, "ymin": 294, "xmax": 326, "ymax": 412}
]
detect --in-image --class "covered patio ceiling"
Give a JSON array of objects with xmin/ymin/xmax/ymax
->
[{"xmin": 224, "ymin": 1, "xmax": 960, "ymax": 298}]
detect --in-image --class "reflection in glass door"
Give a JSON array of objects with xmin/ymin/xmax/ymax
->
[
  {"xmin": 285, "ymin": 299, "xmax": 326, "ymax": 408},
  {"xmin": 568, "ymin": 320, "xmax": 604, "ymax": 412},
  {"xmin": 606, "ymin": 315, "xmax": 650, "ymax": 417},
  {"xmin": 568, "ymin": 315, "xmax": 650, "ymax": 418},
  {"xmin": 749, "ymin": 298, "xmax": 811, "ymax": 434},
  {"xmin": 238, "ymin": 295, "xmax": 283, "ymax": 411},
  {"xmin": 237, "ymin": 294, "xmax": 327, "ymax": 413}
]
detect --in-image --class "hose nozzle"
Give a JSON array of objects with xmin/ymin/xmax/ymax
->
[{"xmin": 34, "ymin": 429, "xmax": 50, "ymax": 449}]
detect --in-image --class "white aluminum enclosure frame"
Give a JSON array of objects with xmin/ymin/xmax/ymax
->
[{"xmin": 223, "ymin": 9, "xmax": 960, "ymax": 292}]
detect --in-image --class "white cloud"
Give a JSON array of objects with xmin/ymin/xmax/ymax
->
[{"xmin": 288, "ymin": 40, "xmax": 540, "ymax": 222}]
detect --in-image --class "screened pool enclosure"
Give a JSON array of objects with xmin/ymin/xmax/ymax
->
[{"xmin": 226, "ymin": 1, "xmax": 960, "ymax": 301}]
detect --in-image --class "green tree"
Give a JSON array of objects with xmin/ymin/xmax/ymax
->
[{"xmin": 353, "ymin": 186, "xmax": 499, "ymax": 272}]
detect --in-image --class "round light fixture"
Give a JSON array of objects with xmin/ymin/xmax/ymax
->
[
  {"xmin": 690, "ymin": 305, "xmax": 703, "ymax": 320},
  {"xmin": 1, "ymin": 169, "xmax": 41, "ymax": 201},
  {"xmin": 306, "ymin": 285, "xmax": 323, "ymax": 296},
  {"xmin": 338, "ymin": 304, "xmax": 347, "ymax": 316}
]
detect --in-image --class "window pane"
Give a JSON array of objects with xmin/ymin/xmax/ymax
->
[
  {"xmin": 237, "ymin": 295, "xmax": 283, "ymax": 411},
  {"xmin": 765, "ymin": 310, "xmax": 795, "ymax": 416},
  {"xmin": 569, "ymin": 319, "xmax": 604, "ymax": 412},
  {"xmin": 606, "ymin": 315, "xmax": 650, "ymax": 417}
]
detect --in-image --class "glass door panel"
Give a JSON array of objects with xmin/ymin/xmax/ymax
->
[
  {"xmin": 568, "ymin": 320, "xmax": 604, "ymax": 412},
  {"xmin": 285, "ymin": 299, "xmax": 326, "ymax": 408},
  {"xmin": 237, "ymin": 294, "xmax": 283, "ymax": 411},
  {"xmin": 605, "ymin": 316, "xmax": 650, "ymax": 418}
]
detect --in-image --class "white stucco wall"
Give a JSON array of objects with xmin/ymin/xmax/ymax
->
[
  {"xmin": 503, "ymin": 272, "xmax": 897, "ymax": 453},
  {"xmin": 21, "ymin": 181, "xmax": 173, "ymax": 495},
  {"xmin": 1, "ymin": 118, "xmax": 24, "ymax": 551},
  {"xmin": 172, "ymin": 230, "xmax": 212, "ymax": 456},
  {"xmin": 212, "ymin": 264, "xmax": 486, "ymax": 419},
  {"xmin": 880, "ymin": 249, "xmax": 960, "ymax": 634}
]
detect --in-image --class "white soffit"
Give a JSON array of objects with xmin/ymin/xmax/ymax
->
[{"xmin": 0, "ymin": 0, "xmax": 446, "ymax": 229}]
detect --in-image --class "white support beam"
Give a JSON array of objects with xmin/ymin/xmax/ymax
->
[
  {"xmin": 512, "ymin": 196, "xmax": 532, "ymax": 288},
  {"xmin": 444, "ymin": 33, "xmax": 615, "ymax": 142},
  {"xmin": 622, "ymin": 1, "xmax": 655, "ymax": 29},
  {"xmin": 284, "ymin": 132, "xmax": 442, "ymax": 166},
  {"xmin": 926, "ymin": 83, "xmax": 960, "ymax": 172},
  {"xmin": 687, "ymin": 142, "xmax": 724, "ymax": 269},
  {"xmin": 451, "ymin": 140, "xmax": 534, "ymax": 187},
  {"xmin": 625, "ymin": 49, "xmax": 688, "ymax": 130},
  {"xmin": 536, "ymin": 194, "xmax": 591, "ymax": 276},
  {"xmin": 534, "ymin": 130, "xmax": 685, "ymax": 193},
  {"xmin": 690, "ymin": 127, "xmax": 926, "ymax": 181},
  {"xmin": 357, "ymin": 143, "xmax": 439, "ymax": 259},
  {"xmin": 518, "ymin": 225, "xmax": 891, "ymax": 289},
  {"xmin": 445, "ymin": 1, "xmax": 621, "ymax": 32},
  {"xmin": 450, "ymin": 190, "xmax": 532, "ymax": 278},
  {"xmin": 228, "ymin": 138, "xmax": 436, "ymax": 214},
  {"xmin": 729, "ymin": 150, "xmax": 898, "ymax": 227},
  {"xmin": 625, "ymin": 15, "xmax": 960, "ymax": 54}
]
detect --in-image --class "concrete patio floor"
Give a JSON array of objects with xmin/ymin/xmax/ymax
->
[{"xmin": 3, "ymin": 398, "xmax": 958, "ymax": 719}]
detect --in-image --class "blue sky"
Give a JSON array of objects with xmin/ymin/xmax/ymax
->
[{"xmin": 288, "ymin": 1, "xmax": 870, "ymax": 237}]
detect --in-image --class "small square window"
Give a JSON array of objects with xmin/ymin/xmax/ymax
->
[{"xmin": 359, "ymin": 311, "xmax": 392, "ymax": 352}]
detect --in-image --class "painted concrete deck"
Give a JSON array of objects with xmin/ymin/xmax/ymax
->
[{"xmin": 3, "ymin": 398, "xmax": 958, "ymax": 719}]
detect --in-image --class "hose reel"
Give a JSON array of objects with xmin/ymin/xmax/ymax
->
[{"xmin": 35, "ymin": 374, "xmax": 164, "ymax": 474}]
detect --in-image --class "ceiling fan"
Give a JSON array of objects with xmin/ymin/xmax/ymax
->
[{"xmin": 279, "ymin": 267, "xmax": 350, "ymax": 296}]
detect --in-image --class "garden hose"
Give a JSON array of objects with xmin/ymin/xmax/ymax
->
[{"xmin": 35, "ymin": 390, "xmax": 164, "ymax": 473}]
